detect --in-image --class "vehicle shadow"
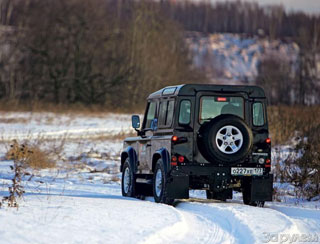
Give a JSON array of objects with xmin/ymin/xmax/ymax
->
[
  {"xmin": 173, "ymin": 198, "xmax": 229, "ymax": 207},
  {"xmin": 23, "ymin": 191, "xmax": 139, "ymax": 202}
]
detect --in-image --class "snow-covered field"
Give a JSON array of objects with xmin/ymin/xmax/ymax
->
[{"xmin": 0, "ymin": 112, "xmax": 319, "ymax": 244}]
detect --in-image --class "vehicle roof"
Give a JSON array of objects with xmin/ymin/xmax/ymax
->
[{"xmin": 147, "ymin": 84, "xmax": 266, "ymax": 99}]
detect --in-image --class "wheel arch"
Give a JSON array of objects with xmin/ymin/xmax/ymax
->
[
  {"xmin": 120, "ymin": 146, "xmax": 138, "ymax": 173},
  {"xmin": 152, "ymin": 148, "xmax": 170, "ymax": 173}
]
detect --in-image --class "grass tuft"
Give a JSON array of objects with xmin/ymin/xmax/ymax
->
[{"xmin": 6, "ymin": 140, "xmax": 56, "ymax": 169}]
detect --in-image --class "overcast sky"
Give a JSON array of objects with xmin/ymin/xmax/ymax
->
[{"xmin": 210, "ymin": 0, "xmax": 320, "ymax": 14}]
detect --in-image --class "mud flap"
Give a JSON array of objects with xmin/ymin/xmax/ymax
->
[
  {"xmin": 251, "ymin": 174, "xmax": 273, "ymax": 201},
  {"xmin": 166, "ymin": 172, "xmax": 189, "ymax": 199}
]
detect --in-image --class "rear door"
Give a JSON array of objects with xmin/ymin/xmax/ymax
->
[{"xmin": 194, "ymin": 91, "xmax": 249, "ymax": 162}]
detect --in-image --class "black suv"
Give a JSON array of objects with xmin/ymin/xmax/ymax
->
[{"xmin": 121, "ymin": 84, "xmax": 273, "ymax": 206}]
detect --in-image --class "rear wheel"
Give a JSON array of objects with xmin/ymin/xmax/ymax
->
[{"xmin": 153, "ymin": 159, "xmax": 174, "ymax": 205}]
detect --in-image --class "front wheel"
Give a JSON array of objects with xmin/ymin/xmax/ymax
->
[
  {"xmin": 153, "ymin": 159, "xmax": 174, "ymax": 205},
  {"xmin": 121, "ymin": 158, "xmax": 136, "ymax": 197}
]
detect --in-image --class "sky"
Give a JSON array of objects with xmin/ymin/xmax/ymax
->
[{"xmin": 210, "ymin": 0, "xmax": 320, "ymax": 14}]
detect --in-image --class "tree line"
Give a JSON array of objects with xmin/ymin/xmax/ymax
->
[
  {"xmin": 0, "ymin": 0, "xmax": 319, "ymax": 108},
  {"xmin": 0, "ymin": 0, "xmax": 203, "ymax": 110}
]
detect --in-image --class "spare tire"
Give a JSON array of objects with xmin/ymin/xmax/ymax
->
[{"xmin": 197, "ymin": 114, "xmax": 253, "ymax": 164}]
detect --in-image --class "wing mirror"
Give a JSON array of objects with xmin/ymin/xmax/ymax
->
[{"xmin": 131, "ymin": 115, "xmax": 140, "ymax": 129}]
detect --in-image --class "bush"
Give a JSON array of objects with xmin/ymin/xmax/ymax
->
[
  {"xmin": 1, "ymin": 140, "xmax": 57, "ymax": 208},
  {"xmin": 268, "ymin": 106, "xmax": 320, "ymax": 145},
  {"xmin": 282, "ymin": 126, "xmax": 320, "ymax": 200},
  {"xmin": 6, "ymin": 140, "xmax": 55, "ymax": 169}
]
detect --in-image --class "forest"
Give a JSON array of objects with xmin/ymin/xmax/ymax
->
[{"xmin": 0, "ymin": 0, "xmax": 319, "ymax": 109}]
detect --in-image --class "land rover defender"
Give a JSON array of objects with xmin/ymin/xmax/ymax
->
[{"xmin": 120, "ymin": 84, "xmax": 273, "ymax": 206}]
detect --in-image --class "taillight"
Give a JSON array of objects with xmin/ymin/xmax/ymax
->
[
  {"xmin": 266, "ymin": 138, "xmax": 271, "ymax": 144},
  {"xmin": 171, "ymin": 156, "xmax": 177, "ymax": 166},
  {"xmin": 265, "ymin": 158, "xmax": 271, "ymax": 167},
  {"xmin": 171, "ymin": 155, "xmax": 185, "ymax": 165},
  {"xmin": 178, "ymin": 156, "xmax": 185, "ymax": 163}
]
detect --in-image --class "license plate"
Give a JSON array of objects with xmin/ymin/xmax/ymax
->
[{"xmin": 231, "ymin": 167, "xmax": 263, "ymax": 176}]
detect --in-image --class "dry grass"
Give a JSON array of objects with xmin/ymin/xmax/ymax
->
[
  {"xmin": 6, "ymin": 140, "xmax": 56, "ymax": 169},
  {"xmin": 0, "ymin": 118, "xmax": 29, "ymax": 124},
  {"xmin": 268, "ymin": 106, "xmax": 320, "ymax": 145}
]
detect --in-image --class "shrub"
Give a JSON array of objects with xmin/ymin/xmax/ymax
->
[
  {"xmin": 6, "ymin": 140, "xmax": 55, "ymax": 169},
  {"xmin": 268, "ymin": 106, "xmax": 320, "ymax": 145},
  {"xmin": 1, "ymin": 140, "xmax": 57, "ymax": 208},
  {"xmin": 282, "ymin": 126, "xmax": 320, "ymax": 200}
]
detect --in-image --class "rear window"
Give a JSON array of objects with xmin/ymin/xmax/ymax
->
[{"xmin": 200, "ymin": 96, "xmax": 244, "ymax": 123}]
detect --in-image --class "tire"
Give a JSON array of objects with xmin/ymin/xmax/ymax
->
[
  {"xmin": 153, "ymin": 159, "xmax": 174, "ymax": 205},
  {"xmin": 198, "ymin": 114, "xmax": 253, "ymax": 163},
  {"xmin": 121, "ymin": 158, "xmax": 136, "ymax": 197}
]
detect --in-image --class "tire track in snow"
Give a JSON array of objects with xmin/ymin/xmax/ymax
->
[
  {"xmin": 203, "ymin": 202, "xmax": 306, "ymax": 243},
  {"xmin": 139, "ymin": 201, "xmax": 235, "ymax": 244},
  {"xmin": 267, "ymin": 204, "xmax": 320, "ymax": 234},
  {"xmin": 138, "ymin": 205, "xmax": 189, "ymax": 244},
  {"xmin": 177, "ymin": 204, "xmax": 237, "ymax": 244},
  {"xmin": 139, "ymin": 199, "xmax": 318, "ymax": 244},
  {"xmin": 177, "ymin": 201, "xmax": 254, "ymax": 244}
]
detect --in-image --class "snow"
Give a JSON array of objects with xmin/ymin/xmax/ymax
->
[
  {"xmin": 0, "ymin": 112, "xmax": 319, "ymax": 244},
  {"xmin": 0, "ymin": 112, "xmax": 133, "ymax": 141},
  {"xmin": 186, "ymin": 33, "xmax": 299, "ymax": 83}
]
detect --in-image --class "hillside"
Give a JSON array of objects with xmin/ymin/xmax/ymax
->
[{"xmin": 187, "ymin": 32, "xmax": 300, "ymax": 83}]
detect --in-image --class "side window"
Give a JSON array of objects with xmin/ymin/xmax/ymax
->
[
  {"xmin": 145, "ymin": 101, "xmax": 157, "ymax": 129},
  {"xmin": 253, "ymin": 103, "xmax": 265, "ymax": 126},
  {"xmin": 166, "ymin": 100, "xmax": 175, "ymax": 126},
  {"xmin": 179, "ymin": 100, "xmax": 191, "ymax": 124},
  {"xmin": 158, "ymin": 100, "xmax": 175, "ymax": 128},
  {"xmin": 158, "ymin": 101, "xmax": 168, "ymax": 126}
]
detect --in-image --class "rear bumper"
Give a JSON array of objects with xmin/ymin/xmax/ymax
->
[{"xmin": 166, "ymin": 165, "xmax": 273, "ymax": 200}]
